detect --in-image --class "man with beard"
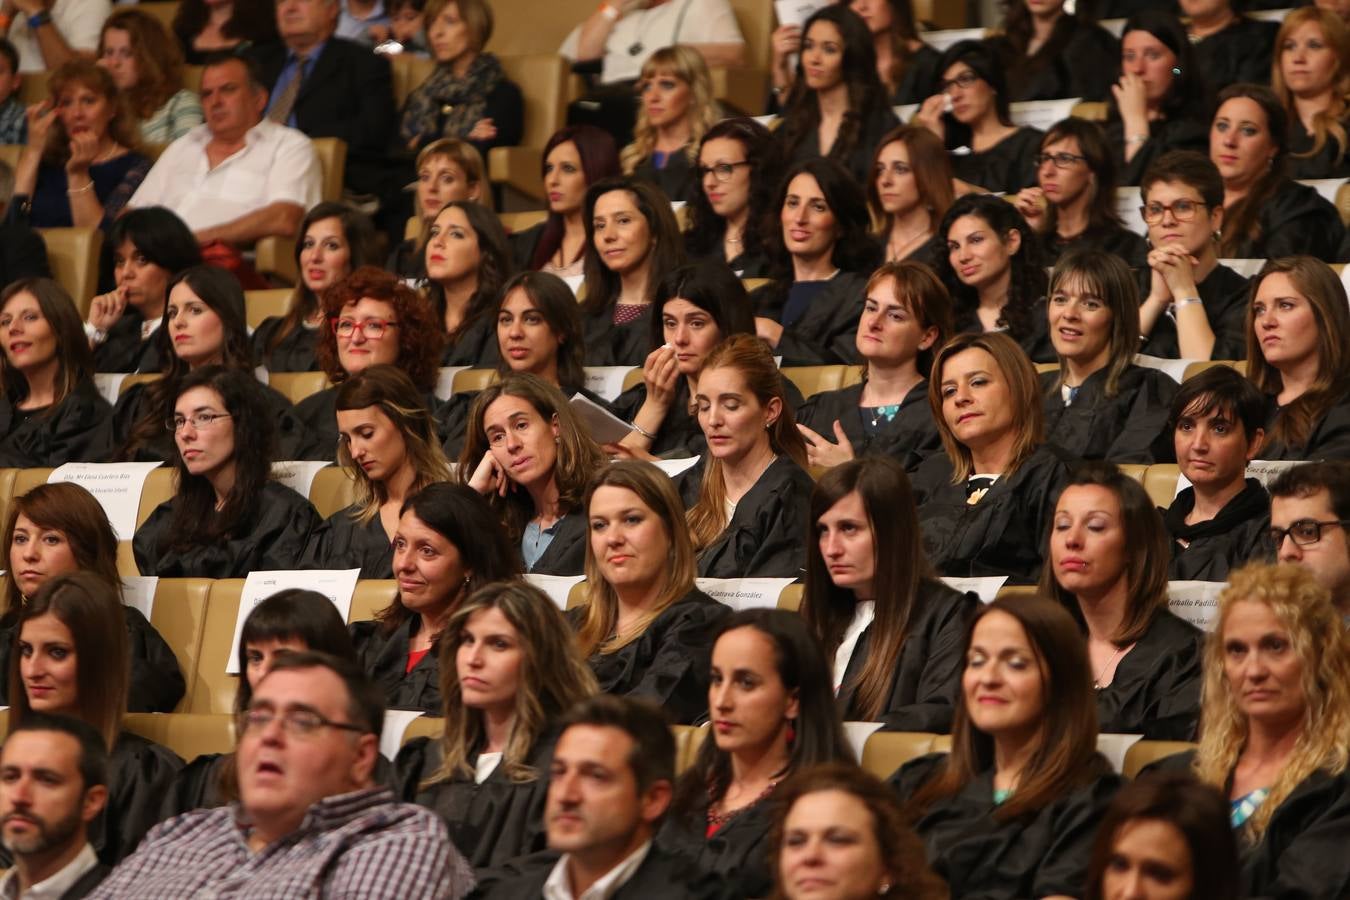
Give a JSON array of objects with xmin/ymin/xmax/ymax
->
[{"xmin": 0, "ymin": 714, "xmax": 109, "ymax": 898}]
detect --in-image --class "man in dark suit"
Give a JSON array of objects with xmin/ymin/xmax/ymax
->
[{"xmin": 0, "ymin": 714, "xmax": 110, "ymax": 899}]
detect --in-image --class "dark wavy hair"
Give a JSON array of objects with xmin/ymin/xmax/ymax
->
[
  {"xmin": 936, "ymin": 193, "xmax": 1046, "ymax": 342},
  {"xmin": 646, "ymin": 262, "xmax": 754, "ymax": 352},
  {"xmin": 1110, "ymin": 10, "xmax": 1210, "ymax": 124},
  {"xmin": 1214, "ymin": 84, "xmax": 1288, "ymax": 259},
  {"xmin": 163, "ymin": 366, "xmax": 277, "ymax": 554},
  {"xmin": 495, "ymin": 271, "xmax": 587, "ymax": 391},
  {"xmin": 316, "ymin": 266, "xmax": 446, "ymax": 390},
  {"xmin": 762, "ymin": 157, "xmax": 882, "ymax": 293},
  {"xmin": 683, "ymin": 117, "xmax": 776, "ymax": 261},
  {"xmin": 422, "ymin": 199, "xmax": 513, "ymax": 351},
  {"xmin": 1039, "ymin": 118, "xmax": 1125, "ymax": 236},
  {"xmin": 0, "ymin": 278, "xmax": 95, "ymax": 412},
  {"xmin": 580, "ymin": 176, "xmax": 686, "ymax": 317},
  {"xmin": 529, "ymin": 125, "xmax": 621, "ymax": 271}
]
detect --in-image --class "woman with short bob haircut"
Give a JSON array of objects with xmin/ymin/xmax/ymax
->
[
  {"xmin": 461, "ymin": 373, "xmax": 605, "ymax": 576},
  {"xmin": 1040, "ymin": 249, "xmax": 1177, "ymax": 463},
  {"xmin": 683, "ymin": 117, "xmax": 775, "ymax": 276},
  {"xmin": 1040, "ymin": 462, "xmax": 1204, "ymax": 740},
  {"xmin": 1245, "ymin": 256, "xmax": 1350, "ymax": 461},
  {"xmin": 422, "ymin": 198, "xmax": 513, "ymax": 366},
  {"xmin": 620, "ymin": 45, "xmax": 717, "ymax": 203},
  {"xmin": 304, "ymin": 365, "xmax": 455, "ymax": 577},
  {"xmin": 133, "ymin": 367, "xmax": 321, "ymax": 577},
  {"xmin": 0, "ymin": 278, "xmax": 114, "ymax": 466},
  {"xmin": 910, "ymin": 332, "xmax": 1072, "ymax": 583},
  {"xmin": 350, "ymin": 482, "xmax": 521, "ymax": 713},
  {"xmin": 890, "ymin": 595, "xmax": 1122, "ymax": 899},
  {"xmin": 1175, "ymin": 563, "xmax": 1350, "ymax": 899},
  {"xmin": 769, "ymin": 763, "xmax": 949, "ymax": 900},
  {"xmin": 0, "ymin": 482, "xmax": 184, "ymax": 713},
  {"xmin": 802, "ymin": 457, "xmax": 974, "ymax": 732},
  {"xmin": 1084, "ymin": 772, "xmax": 1241, "ymax": 900},
  {"xmin": 398, "ymin": 580, "xmax": 599, "ymax": 869},
  {"xmin": 579, "ymin": 176, "xmax": 686, "ymax": 366},
  {"xmin": 8, "ymin": 572, "xmax": 183, "ymax": 864},
  {"xmin": 660, "ymin": 608, "xmax": 855, "ymax": 900},
  {"xmin": 571, "ymin": 461, "xmax": 730, "ymax": 725},
  {"xmin": 868, "ymin": 125, "xmax": 953, "ymax": 267}
]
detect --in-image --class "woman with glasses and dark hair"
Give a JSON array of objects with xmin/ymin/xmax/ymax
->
[
  {"xmin": 684, "ymin": 117, "xmax": 774, "ymax": 277},
  {"xmin": 1013, "ymin": 119, "xmax": 1148, "ymax": 268},
  {"xmin": 133, "ymin": 367, "xmax": 321, "ymax": 577},
  {"xmin": 423, "ymin": 199, "xmax": 513, "ymax": 367},
  {"xmin": 990, "ymin": 0, "xmax": 1118, "ymax": 103},
  {"xmin": 869, "ymin": 125, "xmax": 952, "ymax": 268},
  {"xmin": 87, "ymin": 206, "xmax": 202, "ymax": 374},
  {"xmin": 913, "ymin": 40, "xmax": 1042, "ymax": 195},
  {"xmin": 511, "ymin": 126, "xmax": 619, "ymax": 276},
  {"xmin": 1108, "ymin": 10, "xmax": 1213, "ymax": 185}
]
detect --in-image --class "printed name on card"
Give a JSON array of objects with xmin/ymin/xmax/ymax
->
[
  {"xmin": 1166, "ymin": 580, "xmax": 1226, "ymax": 632},
  {"xmin": 1173, "ymin": 459, "xmax": 1308, "ymax": 499},
  {"xmin": 583, "ymin": 366, "xmax": 636, "ymax": 402},
  {"xmin": 121, "ymin": 576, "xmax": 159, "ymax": 621},
  {"xmin": 694, "ymin": 577, "xmax": 797, "ymax": 612},
  {"xmin": 226, "ymin": 570, "xmax": 360, "ymax": 674},
  {"xmin": 49, "ymin": 462, "xmax": 163, "ymax": 542}
]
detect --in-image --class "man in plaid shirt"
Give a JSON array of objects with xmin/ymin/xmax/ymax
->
[{"xmin": 89, "ymin": 651, "xmax": 473, "ymax": 899}]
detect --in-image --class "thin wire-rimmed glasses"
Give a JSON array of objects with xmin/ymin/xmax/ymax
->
[{"xmin": 165, "ymin": 412, "xmax": 232, "ymax": 433}]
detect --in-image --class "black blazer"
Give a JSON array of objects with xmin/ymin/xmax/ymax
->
[
  {"xmin": 94, "ymin": 310, "xmax": 164, "ymax": 375},
  {"xmin": 1164, "ymin": 479, "xmax": 1270, "ymax": 583},
  {"xmin": 1136, "ymin": 262, "xmax": 1250, "ymax": 361},
  {"xmin": 251, "ymin": 317, "xmax": 321, "ymax": 373},
  {"xmin": 1193, "ymin": 17, "xmax": 1278, "ymax": 92},
  {"xmin": 657, "ymin": 792, "xmax": 778, "ymax": 900},
  {"xmin": 0, "ymin": 379, "xmax": 114, "ymax": 466},
  {"xmin": 633, "ymin": 147, "xmax": 696, "ymax": 203},
  {"xmin": 952, "ymin": 127, "xmax": 1043, "ymax": 195},
  {"xmin": 797, "ymin": 379, "xmax": 940, "ymax": 474},
  {"xmin": 687, "ymin": 455, "xmax": 814, "ymax": 579},
  {"xmin": 302, "ymin": 503, "xmax": 394, "ymax": 578},
  {"xmin": 525, "ymin": 510, "xmax": 587, "ymax": 576},
  {"xmin": 992, "ymin": 15, "xmax": 1119, "ymax": 103},
  {"xmin": 0, "ymin": 220, "xmax": 50, "ymax": 287},
  {"xmin": 1226, "ymin": 179, "xmax": 1345, "ymax": 264},
  {"xmin": 752, "ymin": 270, "xmax": 871, "ymax": 366},
  {"xmin": 1040, "ymin": 365, "xmax": 1177, "ymax": 464},
  {"xmin": 474, "ymin": 843, "xmax": 725, "ymax": 900},
  {"xmin": 349, "ymin": 614, "xmax": 441, "ymax": 713},
  {"xmin": 1093, "ymin": 610, "xmax": 1203, "ymax": 740}
]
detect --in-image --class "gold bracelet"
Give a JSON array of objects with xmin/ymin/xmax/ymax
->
[{"xmin": 66, "ymin": 180, "xmax": 95, "ymax": 196}]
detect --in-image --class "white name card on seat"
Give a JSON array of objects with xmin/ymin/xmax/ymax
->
[
  {"xmin": 752, "ymin": 115, "xmax": 778, "ymax": 128},
  {"xmin": 381, "ymin": 709, "xmax": 425, "ymax": 762},
  {"xmin": 525, "ymin": 573, "xmax": 586, "ymax": 611},
  {"xmin": 940, "ymin": 576, "xmax": 1008, "ymax": 604},
  {"xmin": 121, "ymin": 576, "xmax": 159, "ymax": 621},
  {"xmin": 93, "ymin": 373, "xmax": 130, "ymax": 406},
  {"xmin": 1297, "ymin": 177, "xmax": 1346, "ymax": 206},
  {"xmin": 1096, "ymin": 734, "xmax": 1144, "ymax": 773},
  {"xmin": 435, "ymin": 366, "xmax": 472, "ymax": 400},
  {"xmin": 774, "ymin": 0, "xmax": 824, "ymax": 28},
  {"xmin": 1218, "ymin": 258, "xmax": 1266, "ymax": 278},
  {"xmin": 1133, "ymin": 353, "xmax": 1192, "ymax": 384},
  {"xmin": 271, "ymin": 461, "xmax": 333, "ymax": 499},
  {"xmin": 1167, "ymin": 580, "xmax": 1226, "ymax": 632},
  {"xmin": 226, "ymin": 569, "xmax": 359, "ymax": 673},
  {"xmin": 695, "ymin": 577, "xmax": 797, "ymax": 612},
  {"xmin": 1116, "ymin": 187, "xmax": 1146, "ymax": 236},
  {"xmin": 563, "ymin": 274, "xmax": 585, "ymax": 296},
  {"xmin": 1173, "ymin": 459, "xmax": 1308, "ymax": 499},
  {"xmin": 842, "ymin": 721, "xmax": 885, "ymax": 761},
  {"xmin": 648, "ymin": 456, "xmax": 700, "ymax": 479},
  {"xmin": 922, "ymin": 27, "xmax": 986, "ymax": 53},
  {"xmin": 584, "ymin": 367, "xmax": 635, "ymax": 401},
  {"xmin": 1097, "ymin": 17, "xmax": 1126, "ymax": 38},
  {"xmin": 1010, "ymin": 99, "xmax": 1080, "ymax": 132},
  {"xmin": 893, "ymin": 103, "xmax": 919, "ymax": 122},
  {"xmin": 49, "ymin": 462, "xmax": 163, "ymax": 541}
]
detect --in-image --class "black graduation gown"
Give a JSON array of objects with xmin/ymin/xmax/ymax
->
[
  {"xmin": 687, "ymin": 243, "xmax": 773, "ymax": 279},
  {"xmin": 836, "ymin": 579, "xmax": 975, "ymax": 733},
  {"xmin": 633, "ymin": 147, "xmax": 696, "ymax": 203},
  {"xmin": 1226, "ymin": 179, "xmax": 1345, "ymax": 264},
  {"xmin": 993, "ymin": 16, "xmax": 1119, "ymax": 103},
  {"xmin": 302, "ymin": 503, "xmax": 393, "ymax": 577},
  {"xmin": 953, "ymin": 297, "xmax": 1056, "ymax": 365},
  {"xmin": 657, "ymin": 793, "xmax": 777, "ymax": 900},
  {"xmin": 566, "ymin": 588, "xmax": 730, "ymax": 726},
  {"xmin": 1110, "ymin": 116, "xmax": 1210, "ymax": 187},
  {"xmin": 1164, "ymin": 479, "xmax": 1270, "ymax": 582},
  {"xmin": 349, "ymin": 615, "xmax": 441, "ymax": 713},
  {"xmin": 476, "ymin": 844, "xmax": 724, "ymax": 900},
  {"xmin": 752, "ymin": 270, "xmax": 870, "ymax": 366},
  {"xmin": 1040, "ymin": 365, "xmax": 1177, "ymax": 464},
  {"xmin": 524, "ymin": 510, "xmax": 587, "ymax": 576},
  {"xmin": 796, "ymin": 380, "xmax": 941, "ymax": 473},
  {"xmin": 440, "ymin": 383, "xmax": 616, "ymax": 460},
  {"xmin": 0, "ymin": 380, "xmax": 114, "ymax": 466},
  {"xmin": 507, "ymin": 222, "xmax": 545, "ymax": 272},
  {"xmin": 893, "ymin": 44, "xmax": 941, "ymax": 106},
  {"xmin": 132, "ymin": 481, "xmax": 321, "ymax": 577},
  {"xmin": 251, "ymin": 317, "xmax": 321, "ymax": 373},
  {"xmin": 1193, "ymin": 17, "xmax": 1279, "ymax": 92},
  {"xmin": 1094, "ymin": 609, "xmax": 1203, "ymax": 740},
  {"xmin": 1261, "ymin": 393, "xmax": 1350, "ymax": 461},
  {"xmin": 1289, "ymin": 117, "xmax": 1350, "ymax": 181},
  {"xmin": 688, "ymin": 455, "xmax": 814, "ymax": 579},
  {"xmin": 910, "ymin": 444, "xmax": 1075, "ymax": 584},
  {"xmin": 609, "ymin": 379, "xmax": 707, "ymax": 459},
  {"xmin": 888, "ymin": 752, "xmax": 1122, "ymax": 900},
  {"xmin": 0, "ymin": 605, "xmax": 184, "ymax": 713},
  {"xmin": 294, "ymin": 386, "xmax": 451, "ymax": 461},
  {"xmin": 94, "ymin": 311, "xmax": 164, "ymax": 374},
  {"xmin": 96, "ymin": 732, "xmax": 183, "ymax": 865},
  {"xmin": 442, "ymin": 313, "xmax": 500, "ymax": 368},
  {"xmin": 787, "ymin": 105, "xmax": 902, "ymax": 183},
  {"xmin": 1137, "ymin": 262, "xmax": 1250, "ymax": 361},
  {"xmin": 581, "ymin": 303, "xmax": 651, "ymax": 367},
  {"xmin": 397, "ymin": 733, "xmax": 554, "ymax": 870},
  {"xmin": 1042, "ymin": 222, "xmax": 1148, "ymax": 270},
  {"xmin": 952, "ymin": 127, "xmax": 1043, "ymax": 195}
]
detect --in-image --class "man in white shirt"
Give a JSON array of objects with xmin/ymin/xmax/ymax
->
[
  {"xmin": 0, "ymin": 0, "xmax": 109, "ymax": 73},
  {"xmin": 479, "ymin": 696, "xmax": 717, "ymax": 900},
  {"xmin": 127, "ymin": 53, "xmax": 321, "ymax": 249},
  {"xmin": 0, "ymin": 714, "xmax": 110, "ymax": 900},
  {"xmin": 560, "ymin": 0, "xmax": 743, "ymax": 85}
]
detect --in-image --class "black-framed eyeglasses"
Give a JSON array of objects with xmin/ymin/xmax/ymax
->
[
  {"xmin": 696, "ymin": 161, "xmax": 750, "ymax": 183},
  {"xmin": 1140, "ymin": 199, "xmax": 1207, "ymax": 225},
  {"xmin": 238, "ymin": 706, "xmax": 368, "ymax": 738},
  {"xmin": 165, "ymin": 412, "xmax": 232, "ymax": 433},
  {"xmin": 939, "ymin": 71, "xmax": 981, "ymax": 93},
  {"xmin": 1267, "ymin": 518, "xmax": 1350, "ymax": 548},
  {"xmin": 1033, "ymin": 152, "xmax": 1087, "ymax": 169}
]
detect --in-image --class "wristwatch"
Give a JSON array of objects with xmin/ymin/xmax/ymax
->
[{"xmin": 27, "ymin": 9, "xmax": 51, "ymax": 28}]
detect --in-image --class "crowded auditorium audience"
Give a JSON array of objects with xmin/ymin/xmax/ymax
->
[{"xmin": 0, "ymin": 0, "xmax": 1346, "ymax": 894}]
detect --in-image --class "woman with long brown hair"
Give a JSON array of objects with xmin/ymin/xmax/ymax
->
[
  {"xmin": 868, "ymin": 126, "xmax": 953, "ymax": 267},
  {"xmin": 571, "ymin": 461, "xmax": 729, "ymax": 726},
  {"xmin": 423, "ymin": 199, "xmax": 513, "ymax": 367},
  {"xmin": 889, "ymin": 595, "xmax": 1122, "ymax": 899},
  {"xmin": 97, "ymin": 9, "xmax": 203, "ymax": 143},
  {"xmin": 1274, "ymin": 7, "xmax": 1350, "ymax": 180}
]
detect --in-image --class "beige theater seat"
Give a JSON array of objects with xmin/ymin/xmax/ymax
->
[
  {"xmin": 347, "ymin": 580, "xmax": 400, "ymax": 624},
  {"xmin": 268, "ymin": 371, "xmax": 331, "ymax": 405},
  {"xmin": 244, "ymin": 289, "xmax": 297, "ymax": 331},
  {"xmin": 453, "ymin": 368, "xmax": 500, "ymax": 394},
  {"xmin": 309, "ymin": 466, "xmax": 358, "ymax": 519},
  {"xmin": 39, "ymin": 228, "xmax": 102, "ymax": 317},
  {"xmin": 672, "ymin": 723, "xmax": 709, "ymax": 774},
  {"xmin": 149, "ymin": 578, "xmax": 213, "ymax": 713},
  {"xmin": 119, "ymin": 372, "xmax": 163, "ymax": 396},
  {"xmin": 1123, "ymin": 740, "xmax": 1196, "ymax": 778},
  {"xmin": 782, "ymin": 366, "xmax": 849, "ymax": 400},
  {"xmin": 192, "ymin": 579, "xmax": 246, "ymax": 714},
  {"xmin": 404, "ymin": 716, "xmax": 444, "ymax": 746},
  {"xmin": 860, "ymin": 732, "xmax": 939, "ymax": 779},
  {"xmin": 487, "ymin": 54, "xmax": 569, "ymax": 200},
  {"xmin": 124, "ymin": 712, "xmax": 235, "ymax": 762},
  {"xmin": 777, "ymin": 583, "xmax": 803, "ymax": 612},
  {"xmin": 1143, "ymin": 464, "xmax": 1181, "ymax": 509}
]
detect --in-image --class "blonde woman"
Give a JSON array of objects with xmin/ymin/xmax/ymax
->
[
  {"xmin": 620, "ymin": 45, "xmax": 718, "ymax": 203},
  {"xmin": 303, "ymin": 365, "xmax": 454, "ymax": 577},
  {"xmin": 571, "ymin": 461, "xmax": 730, "ymax": 726},
  {"xmin": 397, "ymin": 580, "xmax": 598, "ymax": 869},
  {"xmin": 1273, "ymin": 6, "xmax": 1350, "ymax": 180},
  {"xmin": 1149, "ymin": 563, "xmax": 1350, "ymax": 899}
]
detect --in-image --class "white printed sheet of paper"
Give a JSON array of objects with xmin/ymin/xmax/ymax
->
[
  {"xmin": 1173, "ymin": 459, "xmax": 1308, "ymax": 499},
  {"xmin": 695, "ymin": 577, "xmax": 797, "ymax": 612},
  {"xmin": 525, "ymin": 573, "xmax": 587, "ymax": 611},
  {"xmin": 121, "ymin": 576, "xmax": 159, "ymax": 621},
  {"xmin": 774, "ymin": 0, "xmax": 824, "ymax": 28},
  {"xmin": 941, "ymin": 576, "xmax": 1009, "ymax": 604},
  {"xmin": 49, "ymin": 462, "xmax": 163, "ymax": 542},
  {"xmin": 435, "ymin": 366, "xmax": 473, "ymax": 400},
  {"xmin": 569, "ymin": 393, "xmax": 636, "ymax": 445},
  {"xmin": 381, "ymin": 709, "xmax": 425, "ymax": 761},
  {"xmin": 226, "ymin": 570, "xmax": 359, "ymax": 673},
  {"xmin": 270, "ymin": 461, "xmax": 333, "ymax": 499},
  {"xmin": 648, "ymin": 456, "xmax": 700, "ymax": 479},
  {"xmin": 1133, "ymin": 354, "xmax": 1192, "ymax": 384},
  {"xmin": 1167, "ymin": 580, "xmax": 1226, "ymax": 632},
  {"xmin": 583, "ymin": 367, "xmax": 636, "ymax": 402},
  {"xmin": 842, "ymin": 721, "xmax": 885, "ymax": 761}
]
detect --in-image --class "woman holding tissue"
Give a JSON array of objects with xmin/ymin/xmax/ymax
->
[{"xmin": 460, "ymin": 373, "xmax": 605, "ymax": 576}]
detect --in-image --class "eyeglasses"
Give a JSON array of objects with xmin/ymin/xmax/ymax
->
[
  {"xmin": 1139, "ymin": 199, "xmax": 1207, "ymax": 225},
  {"xmin": 332, "ymin": 317, "xmax": 398, "ymax": 339},
  {"xmin": 1267, "ymin": 518, "xmax": 1350, "ymax": 548},
  {"xmin": 939, "ymin": 71, "xmax": 981, "ymax": 93},
  {"xmin": 239, "ymin": 706, "xmax": 368, "ymax": 738},
  {"xmin": 165, "ymin": 412, "xmax": 232, "ymax": 433},
  {"xmin": 696, "ymin": 161, "xmax": 750, "ymax": 183},
  {"xmin": 1033, "ymin": 152, "xmax": 1087, "ymax": 169}
]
